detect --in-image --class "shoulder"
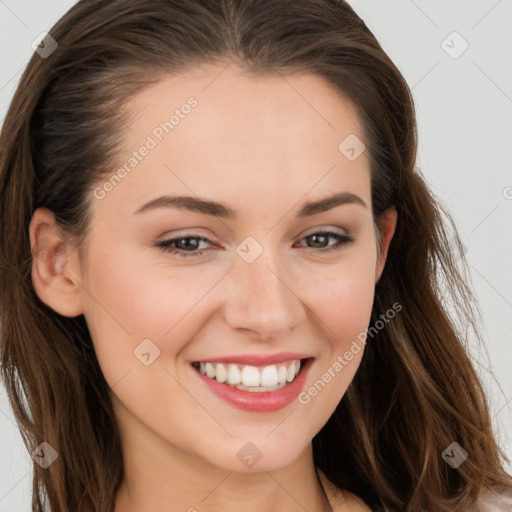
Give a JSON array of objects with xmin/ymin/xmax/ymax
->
[{"xmin": 318, "ymin": 470, "xmax": 371, "ymax": 512}]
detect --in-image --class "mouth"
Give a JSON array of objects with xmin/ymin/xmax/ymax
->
[
  {"xmin": 191, "ymin": 357, "xmax": 310, "ymax": 392},
  {"xmin": 190, "ymin": 356, "xmax": 314, "ymax": 412}
]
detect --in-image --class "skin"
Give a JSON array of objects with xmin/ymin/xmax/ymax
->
[{"xmin": 29, "ymin": 63, "xmax": 397, "ymax": 512}]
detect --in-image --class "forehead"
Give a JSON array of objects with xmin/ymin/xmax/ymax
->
[
  {"xmin": 123, "ymin": 63, "xmax": 363, "ymax": 148},
  {"xmin": 93, "ymin": 63, "xmax": 371, "ymax": 220}
]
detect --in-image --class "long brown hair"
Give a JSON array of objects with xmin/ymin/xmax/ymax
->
[{"xmin": 1, "ymin": 1, "xmax": 510, "ymax": 510}]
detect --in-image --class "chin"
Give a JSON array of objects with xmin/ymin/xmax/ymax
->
[{"xmin": 198, "ymin": 433, "xmax": 310, "ymax": 474}]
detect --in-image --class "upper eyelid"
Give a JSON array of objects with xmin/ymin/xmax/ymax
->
[{"xmin": 162, "ymin": 226, "xmax": 350, "ymax": 241}]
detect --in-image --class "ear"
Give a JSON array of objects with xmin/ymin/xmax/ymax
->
[
  {"xmin": 29, "ymin": 207, "xmax": 84, "ymax": 317},
  {"xmin": 375, "ymin": 206, "xmax": 398, "ymax": 284}
]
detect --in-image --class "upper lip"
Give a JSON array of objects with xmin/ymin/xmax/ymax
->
[{"xmin": 192, "ymin": 352, "xmax": 314, "ymax": 366}]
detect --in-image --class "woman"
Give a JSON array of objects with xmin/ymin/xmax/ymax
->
[{"xmin": 0, "ymin": 1, "xmax": 511, "ymax": 510}]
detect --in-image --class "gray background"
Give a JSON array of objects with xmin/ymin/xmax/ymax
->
[{"xmin": 1, "ymin": 0, "xmax": 511, "ymax": 509}]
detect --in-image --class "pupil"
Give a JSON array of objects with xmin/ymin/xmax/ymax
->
[
  {"xmin": 310, "ymin": 234, "xmax": 327, "ymax": 248},
  {"xmin": 179, "ymin": 238, "xmax": 198, "ymax": 250}
]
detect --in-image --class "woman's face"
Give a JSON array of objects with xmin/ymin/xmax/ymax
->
[{"xmin": 33, "ymin": 63, "xmax": 397, "ymax": 473}]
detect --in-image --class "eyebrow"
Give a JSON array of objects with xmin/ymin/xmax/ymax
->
[{"xmin": 133, "ymin": 191, "xmax": 367, "ymax": 218}]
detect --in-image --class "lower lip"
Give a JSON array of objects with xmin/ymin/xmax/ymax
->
[{"xmin": 193, "ymin": 358, "xmax": 313, "ymax": 412}]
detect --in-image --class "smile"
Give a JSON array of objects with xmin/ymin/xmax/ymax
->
[
  {"xmin": 192, "ymin": 359, "xmax": 301, "ymax": 391},
  {"xmin": 191, "ymin": 357, "xmax": 314, "ymax": 412}
]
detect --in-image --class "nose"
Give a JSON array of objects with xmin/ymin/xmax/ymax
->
[{"xmin": 222, "ymin": 247, "xmax": 306, "ymax": 341}]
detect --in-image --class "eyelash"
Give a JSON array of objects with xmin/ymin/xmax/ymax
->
[{"xmin": 155, "ymin": 230, "xmax": 355, "ymax": 258}]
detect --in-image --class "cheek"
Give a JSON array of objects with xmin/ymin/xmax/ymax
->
[
  {"xmin": 294, "ymin": 254, "xmax": 376, "ymax": 425},
  {"xmin": 300, "ymin": 250, "xmax": 377, "ymax": 343},
  {"xmin": 300, "ymin": 260, "xmax": 374, "ymax": 415},
  {"xmin": 80, "ymin": 244, "xmax": 230, "ymax": 385},
  {"xmin": 82, "ymin": 247, "xmax": 189, "ymax": 338}
]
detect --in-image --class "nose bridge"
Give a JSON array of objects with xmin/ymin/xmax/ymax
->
[{"xmin": 224, "ymin": 236, "xmax": 304, "ymax": 339}]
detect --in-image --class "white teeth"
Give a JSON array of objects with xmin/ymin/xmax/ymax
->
[
  {"xmin": 196, "ymin": 359, "xmax": 303, "ymax": 390},
  {"xmin": 277, "ymin": 365, "xmax": 288, "ymax": 384},
  {"xmin": 215, "ymin": 363, "xmax": 228, "ymax": 383},
  {"xmin": 205, "ymin": 362, "xmax": 215, "ymax": 378},
  {"xmin": 260, "ymin": 365, "xmax": 278, "ymax": 387},
  {"xmin": 227, "ymin": 364, "xmax": 241, "ymax": 385},
  {"xmin": 241, "ymin": 366, "xmax": 260, "ymax": 387}
]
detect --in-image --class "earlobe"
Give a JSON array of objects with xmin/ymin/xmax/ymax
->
[
  {"xmin": 375, "ymin": 206, "xmax": 398, "ymax": 283},
  {"xmin": 29, "ymin": 207, "xmax": 84, "ymax": 317}
]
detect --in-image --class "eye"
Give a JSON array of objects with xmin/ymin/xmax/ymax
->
[
  {"xmin": 156, "ymin": 234, "xmax": 212, "ymax": 258},
  {"xmin": 156, "ymin": 230, "xmax": 355, "ymax": 258},
  {"xmin": 296, "ymin": 230, "xmax": 355, "ymax": 253}
]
